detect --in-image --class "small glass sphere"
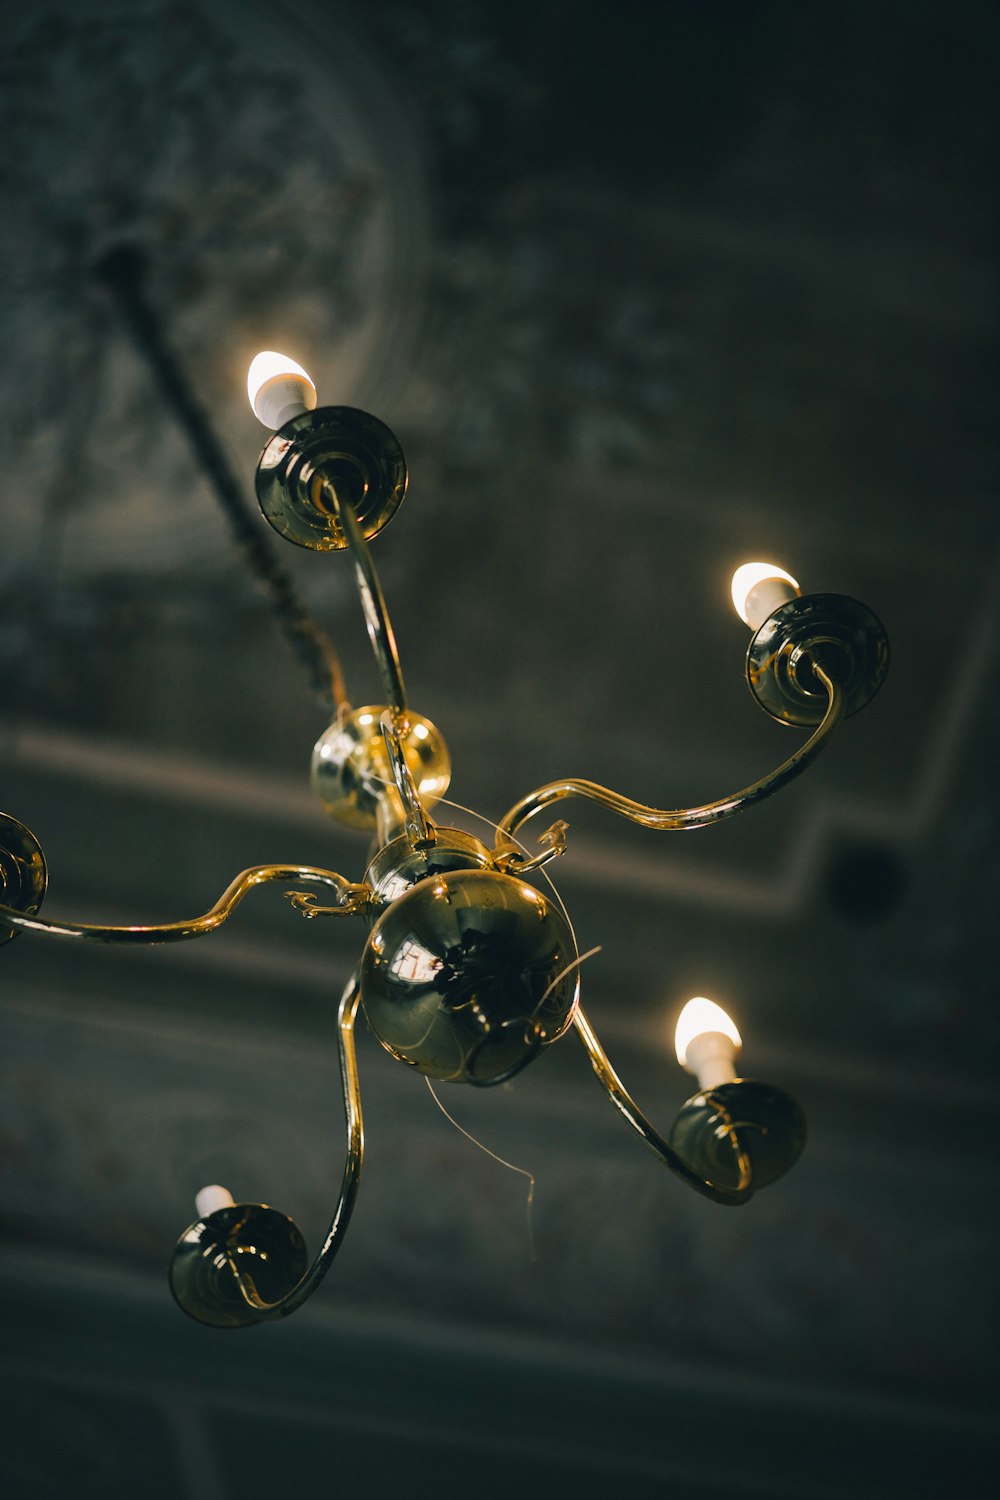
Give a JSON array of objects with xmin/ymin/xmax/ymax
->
[
  {"xmin": 311, "ymin": 706, "xmax": 451, "ymax": 831},
  {"xmin": 360, "ymin": 869, "xmax": 579, "ymax": 1085}
]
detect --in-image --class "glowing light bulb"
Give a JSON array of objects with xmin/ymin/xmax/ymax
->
[
  {"xmin": 731, "ymin": 561, "xmax": 800, "ymax": 631},
  {"xmin": 674, "ymin": 996, "xmax": 742, "ymax": 1090},
  {"xmin": 247, "ymin": 350, "xmax": 317, "ymax": 429}
]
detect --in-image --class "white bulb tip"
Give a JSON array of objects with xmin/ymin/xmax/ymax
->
[
  {"xmin": 195, "ymin": 1184, "xmax": 236, "ymax": 1219},
  {"xmin": 247, "ymin": 350, "xmax": 317, "ymax": 428},
  {"xmin": 674, "ymin": 996, "xmax": 742, "ymax": 1068},
  {"xmin": 730, "ymin": 561, "xmax": 800, "ymax": 629}
]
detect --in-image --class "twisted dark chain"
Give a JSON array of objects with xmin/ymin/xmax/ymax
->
[{"xmin": 94, "ymin": 245, "xmax": 349, "ymax": 714}]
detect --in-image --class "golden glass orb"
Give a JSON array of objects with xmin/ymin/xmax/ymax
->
[
  {"xmin": 360, "ymin": 869, "xmax": 579, "ymax": 1085},
  {"xmin": 312, "ymin": 706, "xmax": 451, "ymax": 831}
]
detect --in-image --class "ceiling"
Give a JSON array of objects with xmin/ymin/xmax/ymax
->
[{"xmin": 1, "ymin": 1, "xmax": 998, "ymax": 1495}]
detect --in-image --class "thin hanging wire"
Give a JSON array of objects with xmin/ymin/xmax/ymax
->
[
  {"xmin": 93, "ymin": 244, "xmax": 350, "ymax": 715},
  {"xmin": 425, "ymin": 1077, "xmax": 538, "ymax": 1262}
]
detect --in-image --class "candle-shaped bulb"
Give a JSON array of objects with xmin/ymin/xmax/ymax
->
[
  {"xmin": 247, "ymin": 350, "xmax": 317, "ymax": 429},
  {"xmin": 195, "ymin": 1184, "xmax": 236, "ymax": 1219},
  {"xmin": 731, "ymin": 562, "xmax": 800, "ymax": 631},
  {"xmin": 674, "ymin": 996, "xmax": 742, "ymax": 1090}
]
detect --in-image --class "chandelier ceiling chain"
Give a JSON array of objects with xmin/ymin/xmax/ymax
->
[
  {"xmin": 93, "ymin": 245, "xmax": 351, "ymax": 715},
  {"xmin": 0, "ymin": 308, "xmax": 890, "ymax": 1331}
]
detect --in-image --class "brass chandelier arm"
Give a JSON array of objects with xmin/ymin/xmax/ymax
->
[
  {"xmin": 572, "ymin": 1006, "xmax": 753, "ymax": 1205},
  {"xmin": 493, "ymin": 819, "xmax": 569, "ymax": 874},
  {"xmin": 497, "ymin": 665, "xmax": 843, "ymax": 848},
  {"xmin": 321, "ymin": 480, "xmax": 438, "ymax": 851},
  {"xmin": 327, "ymin": 482, "xmax": 408, "ymax": 717},
  {"xmin": 380, "ymin": 710, "xmax": 437, "ymax": 848},
  {"xmin": 229, "ymin": 972, "xmax": 365, "ymax": 1321},
  {"xmin": 0, "ymin": 865, "xmax": 369, "ymax": 944}
]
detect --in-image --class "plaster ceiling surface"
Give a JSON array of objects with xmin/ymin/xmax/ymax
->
[{"xmin": 1, "ymin": 2, "xmax": 998, "ymax": 1496}]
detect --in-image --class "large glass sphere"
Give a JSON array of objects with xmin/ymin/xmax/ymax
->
[{"xmin": 360, "ymin": 869, "xmax": 579, "ymax": 1085}]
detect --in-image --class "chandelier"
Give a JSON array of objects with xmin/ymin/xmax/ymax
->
[{"xmin": 0, "ymin": 282, "xmax": 890, "ymax": 1329}]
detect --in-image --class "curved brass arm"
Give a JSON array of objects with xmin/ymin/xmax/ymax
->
[
  {"xmin": 497, "ymin": 665, "xmax": 843, "ymax": 848},
  {"xmin": 573, "ymin": 1005, "xmax": 752, "ymax": 1205},
  {"xmin": 0, "ymin": 865, "xmax": 369, "ymax": 944},
  {"xmin": 228, "ymin": 971, "xmax": 364, "ymax": 1320},
  {"xmin": 328, "ymin": 483, "xmax": 408, "ymax": 716}
]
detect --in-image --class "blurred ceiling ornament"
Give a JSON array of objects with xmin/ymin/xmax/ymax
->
[
  {"xmin": 0, "ymin": 263, "xmax": 889, "ymax": 1329},
  {"xmin": 0, "ymin": 0, "xmax": 427, "ymax": 579}
]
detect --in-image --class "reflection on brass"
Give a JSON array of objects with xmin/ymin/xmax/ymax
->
[
  {"xmin": 312, "ymin": 705, "xmax": 451, "ymax": 833},
  {"xmin": 746, "ymin": 592, "xmax": 890, "ymax": 726},
  {"xmin": 0, "ymin": 814, "xmax": 48, "ymax": 946},
  {"xmin": 255, "ymin": 406, "xmax": 407, "ymax": 552},
  {"xmin": 1, "ymin": 384, "xmax": 891, "ymax": 1324},
  {"xmin": 360, "ymin": 869, "xmax": 579, "ymax": 1086},
  {"xmin": 365, "ymin": 827, "xmax": 495, "ymax": 912},
  {"xmin": 668, "ymin": 1080, "xmax": 807, "ymax": 1192},
  {"xmin": 170, "ymin": 1202, "xmax": 310, "ymax": 1329}
]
